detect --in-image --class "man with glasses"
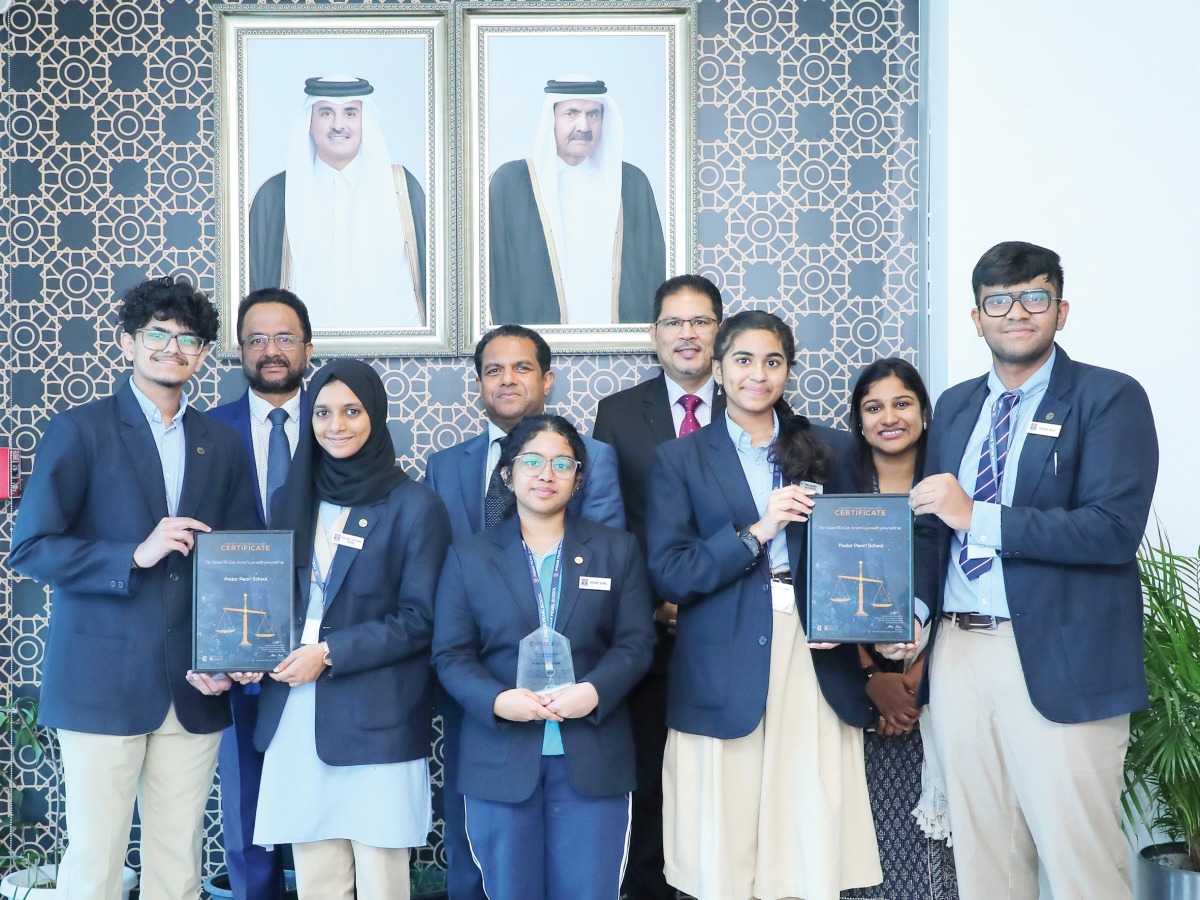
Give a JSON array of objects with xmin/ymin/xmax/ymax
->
[
  {"xmin": 10, "ymin": 277, "xmax": 258, "ymax": 900},
  {"xmin": 424, "ymin": 323, "xmax": 623, "ymax": 900},
  {"xmin": 207, "ymin": 287, "xmax": 314, "ymax": 900},
  {"xmin": 592, "ymin": 274, "xmax": 724, "ymax": 900},
  {"xmin": 900, "ymin": 241, "xmax": 1159, "ymax": 899}
]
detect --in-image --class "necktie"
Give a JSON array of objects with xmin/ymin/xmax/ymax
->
[
  {"xmin": 483, "ymin": 440, "xmax": 512, "ymax": 529},
  {"xmin": 265, "ymin": 407, "xmax": 290, "ymax": 526},
  {"xmin": 677, "ymin": 394, "xmax": 702, "ymax": 437},
  {"xmin": 959, "ymin": 391, "xmax": 1021, "ymax": 580}
]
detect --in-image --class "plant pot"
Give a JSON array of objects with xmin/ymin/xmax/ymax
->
[
  {"xmin": 0, "ymin": 864, "xmax": 137, "ymax": 899},
  {"xmin": 1137, "ymin": 842, "xmax": 1200, "ymax": 899}
]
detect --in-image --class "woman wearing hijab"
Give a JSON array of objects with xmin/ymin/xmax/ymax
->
[{"xmin": 252, "ymin": 359, "xmax": 451, "ymax": 900}]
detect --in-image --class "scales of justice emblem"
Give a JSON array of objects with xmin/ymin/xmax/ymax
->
[
  {"xmin": 214, "ymin": 592, "xmax": 278, "ymax": 646},
  {"xmin": 827, "ymin": 560, "xmax": 893, "ymax": 617}
]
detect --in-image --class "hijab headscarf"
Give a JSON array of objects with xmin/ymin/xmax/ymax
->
[{"xmin": 270, "ymin": 359, "xmax": 408, "ymax": 562}]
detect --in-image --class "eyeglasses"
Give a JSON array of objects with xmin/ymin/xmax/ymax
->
[
  {"xmin": 653, "ymin": 316, "xmax": 719, "ymax": 333},
  {"xmin": 242, "ymin": 333, "xmax": 304, "ymax": 352},
  {"xmin": 512, "ymin": 453, "xmax": 582, "ymax": 478},
  {"xmin": 138, "ymin": 328, "xmax": 207, "ymax": 356},
  {"xmin": 978, "ymin": 289, "xmax": 1058, "ymax": 318}
]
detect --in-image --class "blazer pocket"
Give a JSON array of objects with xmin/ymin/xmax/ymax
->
[
  {"xmin": 678, "ymin": 642, "xmax": 729, "ymax": 709},
  {"xmin": 351, "ymin": 670, "xmax": 405, "ymax": 730},
  {"xmin": 67, "ymin": 631, "xmax": 133, "ymax": 710}
]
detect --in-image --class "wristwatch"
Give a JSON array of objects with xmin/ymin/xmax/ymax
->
[
  {"xmin": 321, "ymin": 641, "xmax": 332, "ymax": 668},
  {"xmin": 737, "ymin": 527, "xmax": 766, "ymax": 559}
]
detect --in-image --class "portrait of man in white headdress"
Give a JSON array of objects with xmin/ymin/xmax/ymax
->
[
  {"xmin": 248, "ymin": 75, "xmax": 427, "ymax": 330},
  {"xmin": 488, "ymin": 75, "xmax": 666, "ymax": 325}
]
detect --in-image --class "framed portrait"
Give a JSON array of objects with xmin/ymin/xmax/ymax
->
[
  {"xmin": 460, "ymin": 2, "xmax": 696, "ymax": 353},
  {"xmin": 214, "ymin": 5, "xmax": 453, "ymax": 357}
]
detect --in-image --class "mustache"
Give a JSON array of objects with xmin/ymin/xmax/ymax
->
[
  {"xmin": 256, "ymin": 355, "xmax": 290, "ymax": 370},
  {"xmin": 568, "ymin": 130, "xmax": 594, "ymax": 142}
]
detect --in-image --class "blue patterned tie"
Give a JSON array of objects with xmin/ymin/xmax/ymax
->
[
  {"xmin": 959, "ymin": 391, "xmax": 1020, "ymax": 580},
  {"xmin": 265, "ymin": 407, "xmax": 290, "ymax": 526}
]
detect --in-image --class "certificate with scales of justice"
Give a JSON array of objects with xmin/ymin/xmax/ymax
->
[
  {"xmin": 192, "ymin": 531, "xmax": 295, "ymax": 672},
  {"xmin": 806, "ymin": 494, "xmax": 914, "ymax": 643}
]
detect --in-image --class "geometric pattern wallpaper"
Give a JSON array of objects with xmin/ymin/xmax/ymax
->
[{"xmin": 0, "ymin": 0, "xmax": 919, "ymax": 879}]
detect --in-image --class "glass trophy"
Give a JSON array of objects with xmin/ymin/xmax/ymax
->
[{"xmin": 516, "ymin": 625, "xmax": 575, "ymax": 695}]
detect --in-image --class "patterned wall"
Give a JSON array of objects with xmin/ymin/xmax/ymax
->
[{"xmin": 0, "ymin": 0, "xmax": 919, "ymax": 879}]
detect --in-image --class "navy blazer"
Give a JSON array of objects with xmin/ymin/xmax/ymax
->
[
  {"xmin": 424, "ymin": 429, "xmax": 625, "ymax": 542},
  {"xmin": 915, "ymin": 346, "xmax": 1158, "ymax": 723},
  {"xmin": 207, "ymin": 388, "xmax": 309, "ymax": 527},
  {"xmin": 432, "ymin": 517, "xmax": 655, "ymax": 803},
  {"xmin": 10, "ymin": 380, "xmax": 258, "ymax": 735},
  {"xmin": 253, "ymin": 480, "xmax": 451, "ymax": 766},
  {"xmin": 645, "ymin": 416, "xmax": 872, "ymax": 738}
]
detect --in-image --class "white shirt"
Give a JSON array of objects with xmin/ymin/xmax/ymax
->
[
  {"xmin": 558, "ymin": 158, "xmax": 615, "ymax": 324},
  {"xmin": 483, "ymin": 421, "xmax": 508, "ymax": 495},
  {"xmin": 247, "ymin": 390, "xmax": 302, "ymax": 514}
]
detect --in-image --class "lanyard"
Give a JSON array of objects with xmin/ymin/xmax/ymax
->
[
  {"xmin": 523, "ymin": 540, "xmax": 565, "ymax": 632},
  {"xmin": 310, "ymin": 506, "xmax": 349, "ymax": 599}
]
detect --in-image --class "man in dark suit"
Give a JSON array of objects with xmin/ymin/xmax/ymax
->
[
  {"xmin": 10, "ymin": 277, "xmax": 258, "ymax": 900},
  {"xmin": 424, "ymin": 323, "xmax": 624, "ymax": 899},
  {"xmin": 207, "ymin": 287, "xmax": 313, "ymax": 900},
  {"xmin": 593, "ymin": 274, "xmax": 724, "ymax": 900},
  {"xmin": 904, "ymin": 241, "xmax": 1158, "ymax": 899}
]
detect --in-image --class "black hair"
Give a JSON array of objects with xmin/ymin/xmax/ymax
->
[
  {"xmin": 117, "ymin": 276, "xmax": 219, "ymax": 342},
  {"xmin": 236, "ymin": 288, "xmax": 313, "ymax": 343},
  {"xmin": 769, "ymin": 415, "xmax": 831, "ymax": 486},
  {"xmin": 971, "ymin": 240, "xmax": 1064, "ymax": 302},
  {"xmin": 713, "ymin": 309, "xmax": 796, "ymax": 364},
  {"xmin": 846, "ymin": 357, "xmax": 930, "ymax": 491},
  {"xmin": 498, "ymin": 414, "xmax": 588, "ymax": 477},
  {"xmin": 473, "ymin": 324, "xmax": 552, "ymax": 377},
  {"xmin": 652, "ymin": 274, "xmax": 724, "ymax": 323}
]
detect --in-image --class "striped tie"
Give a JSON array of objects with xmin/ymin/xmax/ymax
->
[{"xmin": 959, "ymin": 391, "xmax": 1020, "ymax": 580}]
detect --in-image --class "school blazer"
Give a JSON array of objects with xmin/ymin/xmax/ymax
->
[
  {"xmin": 915, "ymin": 347, "xmax": 1159, "ymax": 723},
  {"xmin": 432, "ymin": 516, "xmax": 656, "ymax": 803},
  {"xmin": 254, "ymin": 480, "xmax": 452, "ymax": 765},
  {"xmin": 9, "ymin": 380, "xmax": 258, "ymax": 735},
  {"xmin": 645, "ymin": 417, "xmax": 872, "ymax": 738}
]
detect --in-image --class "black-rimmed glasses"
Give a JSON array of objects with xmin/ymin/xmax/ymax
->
[
  {"xmin": 138, "ymin": 328, "xmax": 207, "ymax": 356},
  {"xmin": 978, "ymin": 289, "xmax": 1058, "ymax": 318}
]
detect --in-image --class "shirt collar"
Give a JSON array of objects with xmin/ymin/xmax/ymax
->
[
  {"xmin": 725, "ymin": 410, "xmax": 778, "ymax": 452},
  {"xmin": 314, "ymin": 153, "xmax": 360, "ymax": 187},
  {"xmin": 986, "ymin": 347, "xmax": 1056, "ymax": 400},
  {"xmin": 664, "ymin": 373, "xmax": 716, "ymax": 409},
  {"xmin": 129, "ymin": 379, "xmax": 188, "ymax": 427},
  {"xmin": 487, "ymin": 420, "xmax": 507, "ymax": 447},
  {"xmin": 247, "ymin": 389, "xmax": 302, "ymax": 426}
]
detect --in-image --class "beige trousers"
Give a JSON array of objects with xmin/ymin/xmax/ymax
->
[
  {"xmin": 929, "ymin": 620, "xmax": 1132, "ymax": 900},
  {"xmin": 56, "ymin": 705, "xmax": 222, "ymax": 900},
  {"xmin": 291, "ymin": 840, "xmax": 410, "ymax": 900}
]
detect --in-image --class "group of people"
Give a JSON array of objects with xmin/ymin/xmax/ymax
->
[{"xmin": 9, "ymin": 239, "xmax": 1158, "ymax": 900}]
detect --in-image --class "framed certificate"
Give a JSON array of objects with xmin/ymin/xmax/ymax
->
[
  {"xmin": 192, "ymin": 530, "xmax": 296, "ymax": 673},
  {"xmin": 806, "ymin": 494, "xmax": 914, "ymax": 644}
]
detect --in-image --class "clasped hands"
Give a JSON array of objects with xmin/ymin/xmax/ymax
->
[{"xmin": 493, "ymin": 683, "xmax": 599, "ymax": 723}]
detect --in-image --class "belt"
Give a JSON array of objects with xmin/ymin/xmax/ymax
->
[
  {"xmin": 942, "ymin": 612, "xmax": 1009, "ymax": 630},
  {"xmin": 770, "ymin": 571, "xmax": 793, "ymax": 585}
]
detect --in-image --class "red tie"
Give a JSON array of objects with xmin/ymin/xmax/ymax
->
[{"xmin": 677, "ymin": 394, "xmax": 702, "ymax": 437}]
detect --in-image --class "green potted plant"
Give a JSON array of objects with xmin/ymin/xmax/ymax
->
[
  {"xmin": 409, "ymin": 858, "xmax": 448, "ymax": 900},
  {"xmin": 0, "ymin": 696, "xmax": 136, "ymax": 899},
  {"xmin": 1124, "ymin": 531, "xmax": 1200, "ymax": 898}
]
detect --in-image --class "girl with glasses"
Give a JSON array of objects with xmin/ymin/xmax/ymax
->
[{"xmin": 432, "ymin": 414, "xmax": 655, "ymax": 900}]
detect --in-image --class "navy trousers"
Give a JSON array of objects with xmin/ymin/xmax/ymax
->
[
  {"xmin": 218, "ymin": 685, "xmax": 284, "ymax": 900},
  {"xmin": 465, "ymin": 755, "xmax": 631, "ymax": 900}
]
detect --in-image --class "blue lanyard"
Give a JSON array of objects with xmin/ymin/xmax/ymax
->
[{"xmin": 523, "ymin": 540, "xmax": 564, "ymax": 631}]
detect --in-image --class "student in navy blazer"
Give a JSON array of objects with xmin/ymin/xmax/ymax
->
[
  {"xmin": 646, "ymin": 311, "xmax": 879, "ymax": 900},
  {"xmin": 251, "ymin": 360, "xmax": 452, "ymax": 899},
  {"xmin": 900, "ymin": 242, "xmax": 1159, "ymax": 900},
  {"xmin": 433, "ymin": 415, "xmax": 654, "ymax": 900},
  {"xmin": 423, "ymin": 325, "xmax": 623, "ymax": 900},
  {"xmin": 10, "ymin": 277, "xmax": 259, "ymax": 900},
  {"xmin": 206, "ymin": 288, "xmax": 313, "ymax": 900}
]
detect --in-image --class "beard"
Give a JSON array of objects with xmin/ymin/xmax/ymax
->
[{"xmin": 245, "ymin": 356, "xmax": 304, "ymax": 396}]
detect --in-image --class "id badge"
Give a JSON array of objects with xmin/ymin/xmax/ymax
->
[
  {"xmin": 771, "ymin": 580, "xmax": 796, "ymax": 615},
  {"xmin": 516, "ymin": 625, "xmax": 575, "ymax": 695},
  {"xmin": 300, "ymin": 617, "xmax": 321, "ymax": 645}
]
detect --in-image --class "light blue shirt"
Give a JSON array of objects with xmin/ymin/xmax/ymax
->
[
  {"xmin": 129, "ymin": 380, "xmax": 189, "ymax": 517},
  {"xmin": 725, "ymin": 412, "xmax": 789, "ymax": 572},
  {"xmin": 942, "ymin": 349, "xmax": 1056, "ymax": 617},
  {"xmin": 532, "ymin": 548, "xmax": 566, "ymax": 756}
]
